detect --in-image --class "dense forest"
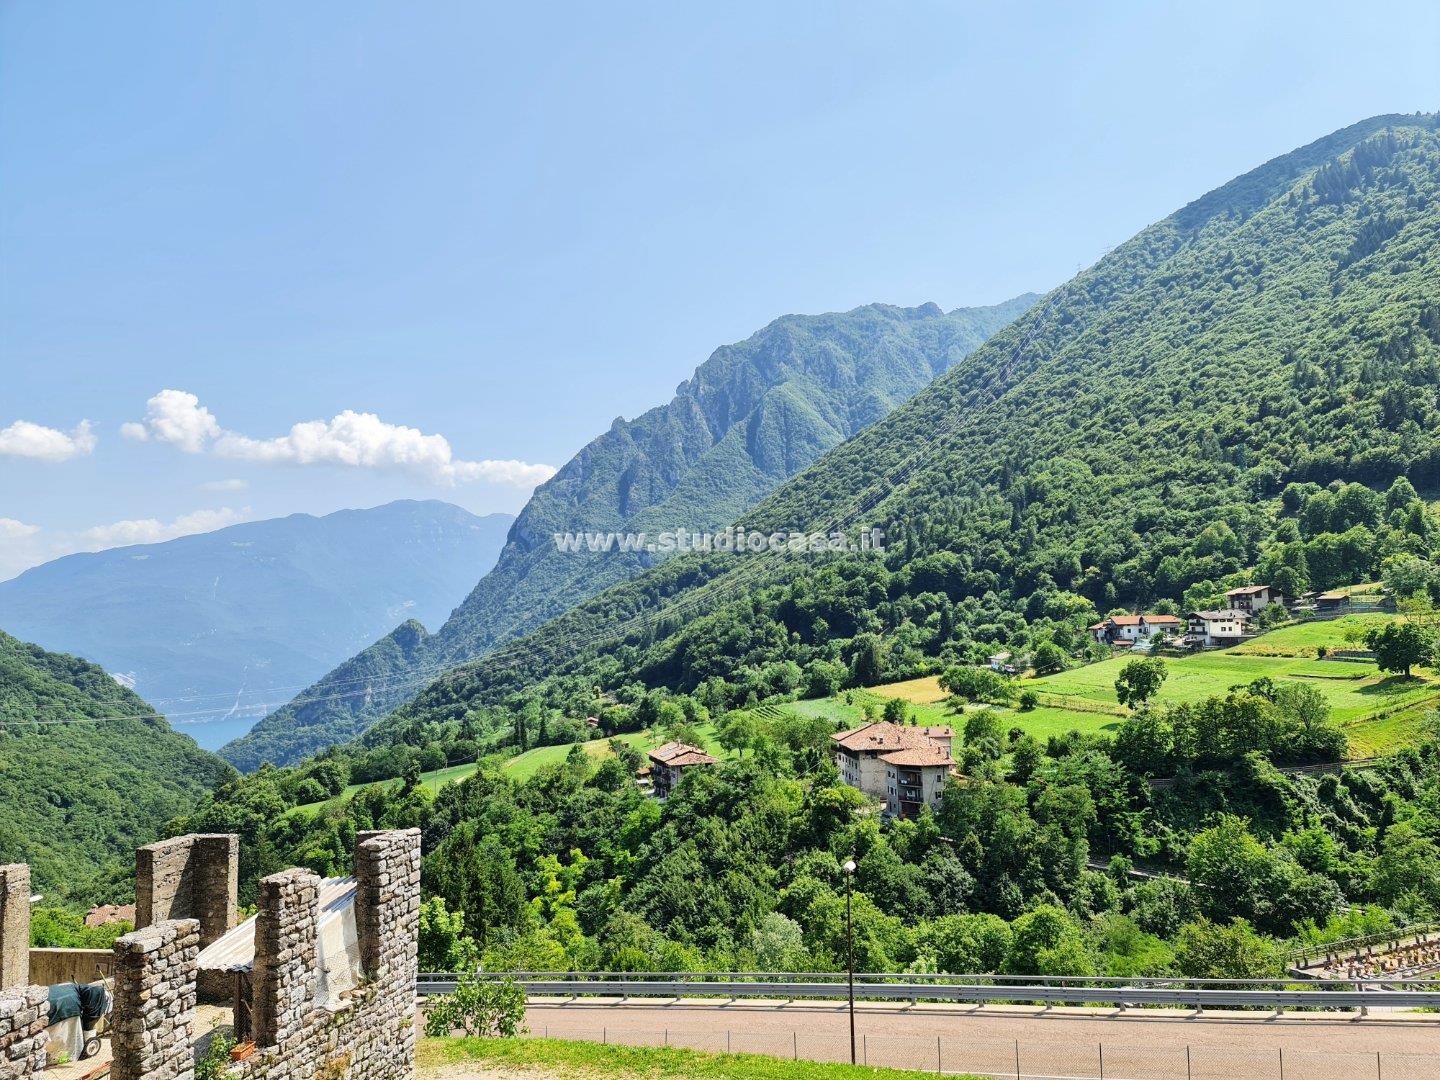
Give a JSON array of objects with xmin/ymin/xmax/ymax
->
[
  {"xmin": 0, "ymin": 630, "xmax": 232, "ymax": 901},
  {"xmin": 233, "ymin": 296, "xmax": 1037, "ymax": 768},
  {"xmin": 172, "ymin": 671, "xmax": 1440, "ymax": 979}
]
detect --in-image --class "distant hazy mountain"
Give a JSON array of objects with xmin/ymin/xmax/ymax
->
[
  {"xmin": 232, "ymin": 296, "xmax": 1038, "ymax": 768},
  {"xmin": 0, "ymin": 501, "xmax": 512, "ymax": 748}
]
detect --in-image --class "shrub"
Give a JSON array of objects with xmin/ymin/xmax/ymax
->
[{"xmin": 424, "ymin": 973, "xmax": 527, "ymax": 1039}]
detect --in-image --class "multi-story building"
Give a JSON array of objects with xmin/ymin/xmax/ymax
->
[
  {"xmin": 831, "ymin": 721, "xmax": 956, "ymax": 816},
  {"xmin": 646, "ymin": 741, "xmax": 718, "ymax": 798},
  {"xmin": 1088, "ymin": 613, "xmax": 1183, "ymax": 646},
  {"xmin": 1185, "ymin": 609, "xmax": 1251, "ymax": 647}
]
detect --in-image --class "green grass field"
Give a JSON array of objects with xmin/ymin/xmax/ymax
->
[
  {"xmin": 418, "ymin": 1036, "xmax": 982, "ymax": 1080},
  {"xmin": 802, "ymin": 614, "xmax": 1437, "ymax": 757},
  {"xmin": 291, "ymin": 722, "xmax": 729, "ymax": 816}
]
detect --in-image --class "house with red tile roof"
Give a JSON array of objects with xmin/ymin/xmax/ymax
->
[
  {"xmin": 647, "ymin": 740, "xmax": 718, "ymax": 798},
  {"xmin": 1088, "ymin": 613, "xmax": 1183, "ymax": 646},
  {"xmin": 831, "ymin": 721, "xmax": 957, "ymax": 816}
]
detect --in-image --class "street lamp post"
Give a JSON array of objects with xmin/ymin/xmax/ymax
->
[{"xmin": 843, "ymin": 857, "xmax": 857, "ymax": 1065}]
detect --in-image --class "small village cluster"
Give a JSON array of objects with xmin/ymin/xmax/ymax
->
[{"xmin": 1086, "ymin": 583, "xmax": 1350, "ymax": 650}]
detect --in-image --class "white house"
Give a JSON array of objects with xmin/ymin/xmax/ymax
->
[
  {"xmin": 1225, "ymin": 584, "xmax": 1282, "ymax": 614},
  {"xmin": 1186, "ymin": 609, "xmax": 1250, "ymax": 647},
  {"xmin": 1088, "ymin": 613, "xmax": 1183, "ymax": 646}
]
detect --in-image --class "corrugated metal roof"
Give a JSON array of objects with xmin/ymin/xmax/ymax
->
[{"xmin": 196, "ymin": 877, "xmax": 356, "ymax": 974}]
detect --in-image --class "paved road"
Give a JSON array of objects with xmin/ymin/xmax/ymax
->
[{"xmin": 523, "ymin": 996, "xmax": 1440, "ymax": 1079}]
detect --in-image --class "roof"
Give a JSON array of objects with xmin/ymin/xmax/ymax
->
[
  {"xmin": 84, "ymin": 903, "xmax": 135, "ymax": 928},
  {"xmin": 831, "ymin": 721, "xmax": 946, "ymax": 754},
  {"xmin": 1189, "ymin": 609, "xmax": 1250, "ymax": 621},
  {"xmin": 880, "ymin": 744, "xmax": 954, "ymax": 768},
  {"xmin": 1089, "ymin": 614, "xmax": 1182, "ymax": 629},
  {"xmin": 1317, "ymin": 590, "xmax": 1349, "ymax": 601},
  {"xmin": 197, "ymin": 876, "xmax": 356, "ymax": 975},
  {"xmin": 918, "ymin": 725, "xmax": 953, "ymax": 740},
  {"xmin": 647, "ymin": 741, "xmax": 718, "ymax": 768},
  {"xmin": 1225, "ymin": 585, "xmax": 1270, "ymax": 596}
]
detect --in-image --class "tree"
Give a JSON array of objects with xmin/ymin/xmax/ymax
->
[
  {"xmin": 1002, "ymin": 905, "xmax": 1094, "ymax": 976},
  {"xmin": 1031, "ymin": 641, "xmax": 1067, "ymax": 676},
  {"xmin": 716, "ymin": 711, "xmax": 762, "ymax": 757},
  {"xmin": 923, "ymin": 913, "xmax": 1012, "ymax": 974},
  {"xmin": 940, "ymin": 665, "xmax": 1014, "ymax": 704},
  {"xmin": 426, "ymin": 826, "xmax": 531, "ymax": 949},
  {"xmin": 882, "ymin": 697, "xmax": 910, "ymax": 725},
  {"xmin": 418, "ymin": 896, "xmax": 480, "ymax": 973},
  {"xmin": 1365, "ymin": 621, "xmax": 1435, "ymax": 678},
  {"xmin": 1114, "ymin": 657, "xmax": 1167, "ymax": 708},
  {"xmin": 1383, "ymin": 555, "xmax": 1438, "ymax": 602},
  {"xmin": 1175, "ymin": 918, "xmax": 1282, "ymax": 980}
]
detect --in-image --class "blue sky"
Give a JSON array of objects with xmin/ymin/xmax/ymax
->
[{"xmin": 2, "ymin": 1, "xmax": 1437, "ymax": 578}]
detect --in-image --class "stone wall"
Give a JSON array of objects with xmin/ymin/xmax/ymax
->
[
  {"xmin": 107, "ymin": 828, "xmax": 421, "ymax": 1080},
  {"xmin": 27, "ymin": 948, "xmax": 113, "ymax": 987},
  {"xmin": 136, "ymin": 834, "xmax": 237, "ymax": 1000},
  {"xmin": 250, "ymin": 869, "xmax": 319, "ymax": 1050},
  {"xmin": 0, "ymin": 985, "xmax": 47, "ymax": 1080},
  {"xmin": 111, "ymin": 921, "xmax": 200, "ymax": 1080},
  {"xmin": 0, "ymin": 867, "xmax": 30, "ymax": 993},
  {"xmin": 135, "ymin": 834, "xmax": 237, "ymax": 947}
]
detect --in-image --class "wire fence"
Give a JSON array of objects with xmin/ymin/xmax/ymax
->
[{"xmin": 515, "ymin": 1023, "xmax": 1440, "ymax": 1079}]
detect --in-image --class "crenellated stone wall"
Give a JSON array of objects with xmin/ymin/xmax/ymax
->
[
  {"xmin": 251, "ymin": 869, "xmax": 319, "ymax": 1050},
  {"xmin": 0, "ymin": 984, "xmax": 47, "ymax": 1080},
  {"xmin": 135, "ymin": 834, "xmax": 238, "ymax": 946},
  {"xmin": 106, "ymin": 828, "xmax": 421, "ymax": 1080},
  {"xmin": 0, "ymin": 866, "xmax": 30, "ymax": 993}
]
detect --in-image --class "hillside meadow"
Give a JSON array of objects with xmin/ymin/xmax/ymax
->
[{"xmin": 839, "ymin": 614, "xmax": 1437, "ymax": 758}]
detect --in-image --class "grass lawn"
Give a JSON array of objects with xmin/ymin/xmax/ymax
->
[
  {"xmin": 417, "ymin": 1037, "xmax": 981, "ymax": 1080},
  {"xmin": 794, "ymin": 614, "xmax": 1436, "ymax": 758}
]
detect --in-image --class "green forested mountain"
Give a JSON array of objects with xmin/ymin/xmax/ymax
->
[
  {"xmin": 0, "ymin": 630, "xmax": 231, "ymax": 901},
  {"xmin": 237, "ymin": 296, "xmax": 1036, "ymax": 767},
  {"xmin": 169, "ymin": 113, "xmax": 1440, "ymax": 984},
  {"xmin": 373, "ymin": 111, "xmax": 1440, "ymax": 732}
]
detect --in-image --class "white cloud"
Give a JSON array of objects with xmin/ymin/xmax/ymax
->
[
  {"xmin": 0, "ymin": 419, "xmax": 97, "ymax": 461},
  {"xmin": 0, "ymin": 518, "xmax": 41, "ymax": 539},
  {"xmin": 126, "ymin": 389, "xmax": 221, "ymax": 452},
  {"xmin": 199, "ymin": 478, "xmax": 249, "ymax": 492},
  {"xmin": 126, "ymin": 389, "xmax": 555, "ymax": 488},
  {"xmin": 0, "ymin": 507, "xmax": 249, "ymax": 581},
  {"xmin": 78, "ymin": 507, "xmax": 248, "ymax": 548}
]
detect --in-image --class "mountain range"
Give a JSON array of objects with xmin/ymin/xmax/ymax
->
[
  {"xmin": 363, "ymin": 111, "xmax": 1440, "ymax": 732},
  {"xmin": 0, "ymin": 501, "xmax": 512, "ymax": 749},
  {"xmin": 226, "ymin": 295, "xmax": 1037, "ymax": 767}
]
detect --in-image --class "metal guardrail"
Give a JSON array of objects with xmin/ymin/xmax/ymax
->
[{"xmin": 415, "ymin": 971, "xmax": 1440, "ymax": 1011}]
